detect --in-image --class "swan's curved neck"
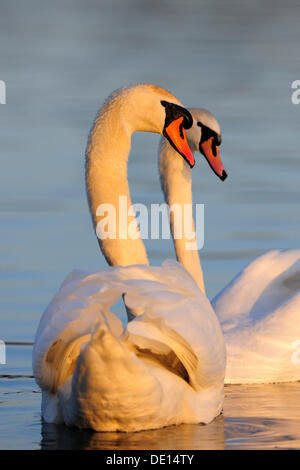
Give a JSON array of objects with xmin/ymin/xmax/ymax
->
[
  {"xmin": 159, "ymin": 139, "xmax": 205, "ymax": 294},
  {"xmin": 85, "ymin": 86, "xmax": 157, "ymax": 266}
]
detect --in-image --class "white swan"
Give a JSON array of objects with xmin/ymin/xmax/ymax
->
[
  {"xmin": 33, "ymin": 84, "xmax": 226, "ymax": 432},
  {"xmin": 160, "ymin": 107, "xmax": 300, "ymax": 385}
]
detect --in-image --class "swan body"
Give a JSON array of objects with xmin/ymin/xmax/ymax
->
[
  {"xmin": 33, "ymin": 261, "xmax": 225, "ymax": 431},
  {"xmin": 213, "ymin": 249, "xmax": 300, "ymax": 384},
  {"xmin": 161, "ymin": 107, "xmax": 300, "ymax": 384},
  {"xmin": 33, "ymin": 85, "xmax": 226, "ymax": 431}
]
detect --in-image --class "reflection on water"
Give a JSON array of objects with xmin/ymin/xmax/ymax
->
[
  {"xmin": 39, "ymin": 383, "xmax": 300, "ymax": 450},
  {"xmin": 1, "ymin": 0, "xmax": 300, "ymax": 450},
  {"xmin": 224, "ymin": 383, "xmax": 300, "ymax": 450},
  {"xmin": 1, "ymin": 349, "xmax": 300, "ymax": 449},
  {"xmin": 41, "ymin": 418, "xmax": 226, "ymax": 450}
]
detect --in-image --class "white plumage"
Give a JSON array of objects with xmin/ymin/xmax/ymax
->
[
  {"xmin": 213, "ymin": 249, "xmax": 300, "ymax": 384},
  {"xmin": 33, "ymin": 261, "xmax": 225, "ymax": 431}
]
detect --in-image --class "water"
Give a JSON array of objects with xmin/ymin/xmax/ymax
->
[
  {"xmin": 1, "ymin": 345, "xmax": 300, "ymax": 450},
  {"xmin": 1, "ymin": 0, "xmax": 300, "ymax": 449}
]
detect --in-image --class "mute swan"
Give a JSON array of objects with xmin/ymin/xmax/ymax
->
[
  {"xmin": 33, "ymin": 85, "xmax": 226, "ymax": 432},
  {"xmin": 160, "ymin": 107, "xmax": 300, "ymax": 384}
]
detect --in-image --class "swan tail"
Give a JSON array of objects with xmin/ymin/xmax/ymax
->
[
  {"xmin": 33, "ymin": 268, "xmax": 124, "ymax": 395},
  {"xmin": 61, "ymin": 321, "xmax": 163, "ymax": 431}
]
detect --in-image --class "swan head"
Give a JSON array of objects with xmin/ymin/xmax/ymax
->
[
  {"xmin": 122, "ymin": 84, "xmax": 195, "ymax": 167},
  {"xmin": 186, "ymin": 108, "xmax": 227, "ymax": 181}
]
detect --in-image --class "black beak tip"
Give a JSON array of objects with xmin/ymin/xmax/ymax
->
[{"xmin": 220, "ymin": 170, "xmax": 228, "ymax": 181}]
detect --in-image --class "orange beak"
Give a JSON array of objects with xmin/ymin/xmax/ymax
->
[
  {"xmin": 163, "ymin": 117, "xmax": 195, "ymax": 168},
  {"xmin": 200, "ymin": 137, "xmax": 227, "ymax": 181}
]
